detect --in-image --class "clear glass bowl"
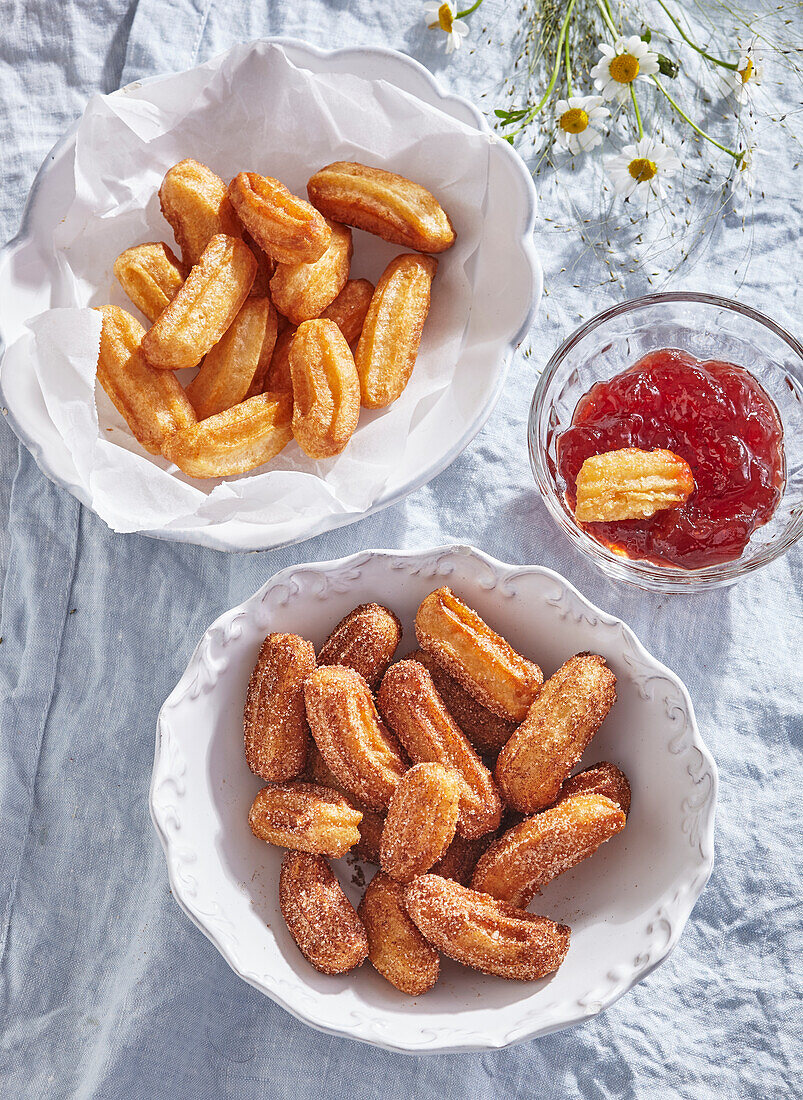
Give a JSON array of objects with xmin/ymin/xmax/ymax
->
[{"xmin": 529, "ymin": 292, "xmax": 803, "ymax": 592}]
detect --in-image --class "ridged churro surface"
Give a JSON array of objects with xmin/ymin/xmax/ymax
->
[
  {"xmin": 249, "ymin": 781, "xmax": 362, "ymax": 857},
  {"xmin": 243, "ymin": 632, "xmax": 316, "ymax": 783},
  {"xmin": 377, "ymin": 660, "xmax": 501, "ymax": 839},
  {"xmin": 380, "ymin": 763, "xmax": 461, "ymax": 883},
  {"xmin": 318, "ymin": 603, "xmax": 402, "ymax": 688},
  {"xmin": 270, "ymin": 220, "xmax": 352, "ymax": 324},
  {"xmin": 228, "ymin": 172, "xmax": 331, "ymax": 265},
  {"xmin": 404, "ymin": 875, "xmax": 570, "ymax": 981},
  {"xmin": 471, "ymin": 792, "xmax": 626, "ymax": 907},
  {"xmin": 113, "ymin": 242, "xmax": 186, "ymax": 323},
  {"xmin": 307, "ymin": 161, "xmax": 455, "ymax": 253},
  {"xmin": 358, "ymin": 872, "xmax": 440, "ymax": 995},
  {"xmin": 279, "ymin": 851, "xmax": 368, "ymax": 975},
  {"xmin": 290, "ymin": 319, "xmax": 360, "ymax": 459},
  {"xmin": 95, "ymin": 305, "xmax": 195, "ymax": 455},
  {"xmin": 495, "ymin": 654, "xmax": 617, "ymax": 814},
  {"xmin": 159, "ymin": 159, "xmax": 242, "ymax": 267},
  {"xmin": 415, "ymin": 587, "xmax": 543, "ymax": 723}
]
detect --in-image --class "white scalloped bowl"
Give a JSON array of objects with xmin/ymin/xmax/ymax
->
[
  {"xmin": 0, "ymin": 38, "xmax": 541, "ymax": 552},
  {"xmin": 150, "ymin": 545, "xmax": 716, "ymax": 1053}
]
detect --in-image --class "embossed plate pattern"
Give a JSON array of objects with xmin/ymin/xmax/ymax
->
[{"xmin": 151, "ymin": 545, "xmax": 716, "ymax": 1052}]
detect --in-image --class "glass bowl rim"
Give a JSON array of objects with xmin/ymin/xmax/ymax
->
[{"xmin": 529, "ymin": 290, "xmax": 803, "ymax": 591}]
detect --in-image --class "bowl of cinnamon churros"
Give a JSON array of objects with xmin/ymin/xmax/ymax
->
[{"xmin": 151, "ymin": 545, "xmax": 717, "ymax": 1052}]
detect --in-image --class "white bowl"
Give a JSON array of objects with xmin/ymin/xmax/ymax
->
[
  {"xmin": 0, "ymin": 38, "xmax": 541, "ymax": 552},
  {"xmin": 150, "ymin": 545, "xmax": 716, "ymax": 1053}
]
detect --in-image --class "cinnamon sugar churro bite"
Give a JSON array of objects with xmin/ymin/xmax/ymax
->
[
  {"xmin": 414, "ymin": 587, "xmax": 543, "ymax": 723},
  {"xmin": 379, "ymin": 763, "xmax": 461, "ymax": 883},
  {"xmin": 318, "ymin": 603, "xmax": 402, "ymax": 688},
  {"xmin": 243, "ymin": 632, "xmax": 316, "ymax": 783},
  {"xmin": 280, "ymin": 851, "xmax": 368, "ymax": 975},
  {"xmin": 358, "ymin": 873, "xmax": 440, "ymax": 995},
  {"xmin": 249, "ymin": 781, "xmax": 362, "ymax": 858}
]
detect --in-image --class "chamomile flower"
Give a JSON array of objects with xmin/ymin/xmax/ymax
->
[
  {"xmin": 553, "ymin": 95, "xmax": 609, "ymax": 154},
  {"xmin": 606, "ymin": 138, "xmax": 681, "ymax": 198},
  {"xmin": 423, "ymin": 2, "xmax": 470, "ymax": 53},
  {"xmin": 723, "ymin": 48, "xmax": 763, "ymax": 100},
  {"xmin": 591, "ymin": 36, "xmax": 660, "ymax": 104}
]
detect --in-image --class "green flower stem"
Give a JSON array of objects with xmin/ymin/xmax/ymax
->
[
  {"xmin": 594, "ymin": 0, "xmax": 618, "ymax": 37},
  {"xmin": 456, "ymin": 0, "xmax": 484, "ymax": 17},
  {"xmin": 630, "ymin": 86, "xmax": 644, "ymax": 139},
  {"xmin": 653, "ymin": 0, "xmax": 738, "ymax": 70},
  {"xmin": 653, "ymin": 77, "xmax": 742, "ymax": 158},
  {"xmin": 506, "ymin": 0, "xmax": 577, "ymax": 138},
  {"xmin": 565, "ymin": 30, "xmax": 574, "ymax": 96}
]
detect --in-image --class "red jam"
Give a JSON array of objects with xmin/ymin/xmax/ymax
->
[{"xmin": 556, "ymin": 348, "xmax": 785, "ymax": 568}]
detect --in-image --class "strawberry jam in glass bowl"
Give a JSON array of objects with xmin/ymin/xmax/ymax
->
[{"xmin": 529, "ymin": 293, "xmax": 803, "ymax": 591}]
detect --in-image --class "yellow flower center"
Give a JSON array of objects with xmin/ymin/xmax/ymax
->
[
  {"xmin": 560, "ymin": 107, "xmax": 589, "ymax": 134},
  {"xmin": 629, "ymin": 157, "xmax": 657, "ymax": 182},
  {"xmin": 740, "ymin": 58, "xmax": 753, "ymax": 83},
  {"xmin": 609, "ymin": 53, "xmax": 640, "ymax": 84},
  {"xmin": 438, "ymin": 3, "xmax": 454, "ymax": 31}
]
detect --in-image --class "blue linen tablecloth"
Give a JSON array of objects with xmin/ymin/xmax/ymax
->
[{"xmin": 0, "ymin": 2, "xmax": 801, "ymax": 1096}]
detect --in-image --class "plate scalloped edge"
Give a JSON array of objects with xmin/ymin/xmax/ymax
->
[
  {"xmin": 150, "ymin": 544, "xmax": 717, "ymax": 1054},
  {"xmin": 0, "ymin": 38, "xmax": 543, "ymax": 552}
]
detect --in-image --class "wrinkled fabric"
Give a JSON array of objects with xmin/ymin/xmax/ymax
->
[{"xmin": 0, "ymin": 2, "xmax": 801, "ymax": 1098}]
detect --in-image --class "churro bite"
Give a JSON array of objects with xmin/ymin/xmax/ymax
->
[
  {"xmin": 415, "ymin": 587, "xmax": 543, "ymax": 723},
  {"xmin": 290, "ymin": 319, "xmax": 360, "ymax": 459},
  {"xmin": 243, "ymin": 632, "xmax": 316, "ymax": 783},
  {"xmin": 377, "ymin": 660, "xmax": 502, "ymax": 840},
  {"xmin": 161, "ymin": 391, "xmax": 292, "ymax": 478},
  {"xmin": 379, "ymin": 763, "xmax": 461, "ymax": 883},
  {"xmin": 355, "ymin": 253, "xmax": 437, "ymax": 409},
  {"xmin": 471, "ymin": 792, "xmax": 626, "ymax": 907},
  {"xmin": 318, "ymin": 603, "xmax": 402, "ymax": 688},
  {"xmin": 95, "ymin": 305, "xmax": 196, "ymax": 455},
  {"xmin": 187, "ymin": 295, "xmax": 277, "ymax": 419},
  {"xmin": 304, "ymin": 665, "xmax": 408, "ymax": 812},
  {"xmin": 319, "ymin": 278, "xmax": 374, "ymax": 346},
  {"xmin": 228, "ymin": 171, "xmax": 331, "ymax": 265},
  {"xmin": 495, "ymin": 654, "xmax": 617, "ymax": 814},
  {"xmin": 142, "ymin": 234, "xmax": 256, "ymax": 371},
  {"xmin": 280, "ymin": 851, "xmax": 368, "ymax": 975},
  {"xmin": 358, "ymin": 873, "xmax": 440, "ymax": 995},
  {"xmin": 113, "ymin": 242, "xmax": 187, "ymax": 323},
  {"xmin": 575, "ymin": 447, "xmax": 695, "ymax": 523},
  {"xmin": 409, "ymin": 648, "xmax": 516, "ymax": 756},
  {"xmin": 556, "ymin": 760, "xmax": 631, "ymax": 815},
  {"xmin": 404, "ymin": 875, "xmax": 570, "ymax": 981},
  {"xmin": 307, "ymin": 161, "xmax": 455, "ymax": 253},
  {"xmin": 159, "ymin": 158, "xmax": 243, "ymax": 267},
  {"xmin": 269, "ymin": 220, "xmax": 352, "ymax": 325},
  {"xmin": 248, "ymin": 781, "xmax": 361, "ymax": 858}
]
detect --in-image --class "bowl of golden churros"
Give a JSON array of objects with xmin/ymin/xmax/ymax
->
[
  {"xmin": 0, "ymin": 39, "xmax": 541, "ymax": 550},
  {"xmin": 151, "ymin": 545, "xmax": 717, "ymax": 1052}
]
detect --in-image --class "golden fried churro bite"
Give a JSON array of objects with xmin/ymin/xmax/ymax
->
[
  {"xmin": 304, "ymin": 665, "xmax": 408, "ymax": 812},
  {"xmin": 355, "ymin": 253, "xmax": 437, "ymax": 409},
  {"xmin": 228, "ymin": 172, "xmax": 331, "ymax": 265},
  {"xmin": 95, "ymin": 305, "xmax": 196, "ymax": 455},
  {"xmin": 249, "ymin": 781, "xmax": 361, "ymax": 858},
  {"xmin": 269, "ymin": 220, "xmax": 352, "ymax": 325},
  {"xmin": 243, "ymin": 632, "xmax": 316, "ymax": 783},
  {"xmin": 380, "ymin": 763, "xmax": 461, "ymax": 884},
  {"xmin": 307, "ymin": 161, "xmax": 455, "ymax": 254},
  {"xmin": 290, "ymin": 319, "xmax": 360, "ymax": 459},
  {"xmin": 113, "ymin": 242, "xmax": 187, "ymax": 323},
  {"xmin": 320, "ymin": 278, "xmax": 375, "ymax": 346},
  {"xmin": 187, "ymin": 296, "xmax": 278, "ymax": 419},
  {"xmin": 161, "ymin": 391, "xmax": 292, "ymax": 478},
  {"xmin": 556, "ymin": 761, "xmax": 631, "ymax": 816},
  {"xmin": 495, "ymin": 654, "xmax": 617, "ymax": 814},
  {"xmin": 318, "ymin": 603, "xmax": 402, "ymax": 688},
  {"xmin": 279, "ymin": 851, "xmax": 369, "ymax": 975},
  {"xmin": 404, "ymin": 875, "xmax": 570, "ymax": 981},
  {"xmin": 159, "ymin": 159, "xmax": 242, "ymax": 268},
  {"xmin": 358, "ymin": 872, "xmax": 440, "ymax": 995},
  {"xmin": 142, "ymin": 234, "xmax": 256, "ymax": 370},
  {"xmin": 575, "ymin": 447, "xmax": 695, "ymax": 523},
  {"xmin": 408, "ymin": 649, "xmax": 516, "ymax": 756},
  {"xmin": 377, "ymin": 660, "xmax": 502, "ymax": 840},
  {"xmin": 305, "ymin": 742, "xmax": 386, "ymax": 864},
  {"xmin": 471, "ymin": 793, "xmax": 626, "ymax": 908},
  {"xmin": 414, "ymin": 587, "xmax": 543, "ymax": 723}
]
